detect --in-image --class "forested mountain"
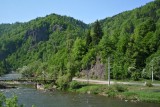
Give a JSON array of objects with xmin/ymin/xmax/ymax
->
[
  {"xmin": 100, "ymin": 0, "xmax": 160, "ymax": 80},
  {"xmin": 0, "ymin": 14, "xmax": 87, "ymax": 75},
  {"xmin": 0, "ymin": 0, "xmax": 160, "ymax": 89}
]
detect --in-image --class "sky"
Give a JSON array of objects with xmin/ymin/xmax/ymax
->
[{"xmin": 0, "ymin": 0, "xmax": 154, "ymax": 24}]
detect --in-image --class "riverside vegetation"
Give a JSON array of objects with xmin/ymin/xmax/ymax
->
[
  {"xmin": 0, "ymin": 0, "xmax": 160, "ymax": 104},
  {"xmin": 0, "ymin": 93, "xmax": 35, "ymax": 107},
  {"xmin": 68, "ymin": 81, "xmax": 160, "ymax": 103}
]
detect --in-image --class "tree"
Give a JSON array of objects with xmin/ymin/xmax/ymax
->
[
  {"xmin": 92, "ymin": 20, "xmax": 103, "ymax": 45},
  {"xmin": 146, "ymin": 55, "xmax": 160, "ymax": 80},
  {"xmin": 72, "ymin": 38, "xmax": 86, "ymax": 61},
  {"xmin": 85, "ymin": 29, "xmax": 92, "ymax": 48}
]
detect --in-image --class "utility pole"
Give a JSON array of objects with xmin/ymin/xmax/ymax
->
[
  {"xmin": 151, "ymin": 59, "xmax": 154, "ymax": 82},
  {"xmin": 87, "ymin": 65, "xmax": 89, "ymax": 84},
  {"xmin": 108, "ymin": 56, "xmax": 110, "ymax": 86},
  {"xmin": 152, "ymin": 64, "xmax": 154, "ymax": 82}
]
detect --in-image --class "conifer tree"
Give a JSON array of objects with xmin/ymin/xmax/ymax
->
[
  {"xmin": 86, "ymin": 29, "xmax": 92, "ymax": 48},
  {"xmin": 92, "ymin": 20, "xmax": 103, "ymax": 45}
]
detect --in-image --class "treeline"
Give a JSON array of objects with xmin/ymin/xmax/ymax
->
[{"xmin": 0, "ymin": 0, "xmax": 160, "ymax": 89}]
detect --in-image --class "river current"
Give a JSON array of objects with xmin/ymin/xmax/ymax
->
[{"xmin": 0, "ymin": 73, "xmax": 160, "ymax": 107}]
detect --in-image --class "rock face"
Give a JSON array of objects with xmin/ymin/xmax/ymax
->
[
  {"xmin": 81, "ymin": 57, "xmax": 106, "ymax": 80},
  {"xmin": 24, "ymin": 26, "xmax": 49, "ymax": 45},
  {"xmin": 52, "ymin": 24, "xmax": 66, "ymax": 32},
  {"xmin": 24, "ymin": 24, "xmax": 66, "ymax": 46}
]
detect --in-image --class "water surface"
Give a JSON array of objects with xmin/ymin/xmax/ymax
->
[
  {"xmin": 1, "ymin": 87, "xmax": 160, "ymax": 107},
  {"xmin": 1, "ymin": 73, "xmax": 160, "ymax": 107}
]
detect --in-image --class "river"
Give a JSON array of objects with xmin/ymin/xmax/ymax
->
[{"xmin": 1, "ymin": 73, "xmax": 160, "ymax": 107}]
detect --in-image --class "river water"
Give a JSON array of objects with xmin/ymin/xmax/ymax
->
[{"xmin": 1, "ymin": 74, "xmax": 160, "ymax": 107}]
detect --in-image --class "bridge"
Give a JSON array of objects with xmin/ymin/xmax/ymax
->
[
  {"xmin": 0, "ymin": 78, "xmax": 55, "ymax": 90},
  {"xmin": 0, "ymin": 73, "xmax": 55, "ymax": 89},
  {"xmin": 0, "ymin": 79, "xmax": 55, "ymax": 85},
  {"xmin": 0, "ymin": 73, "xmax": 55, "ymax": 84}
]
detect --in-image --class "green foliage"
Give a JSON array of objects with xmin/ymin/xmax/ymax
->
[
  {"xmin": 145, "ymin": 81, "xmax": 153, "ymax": 87},
  {"xmin": 131, "ymin": 72, "xmax": 141, "ymax": 81},
  {"xmin": 92, "ymin": 20, "xmax": 103, "ymax": 45},
  {"xmin": 114, "ymin": 84, "xmax": 128, "ymax": 92},
  {"xmin": 106, "ymin": 87, "xmax": 117, "ymax": 97},
  {"xmin": 1, "ymin": 0, "xmax": 160, "ymax": 88},
  {"xmin": 69, "ymin": 81, "xmax": 81, "ymax": 89},
  {"xmin": 81, "ymin": 48, "xmax": 97, "ymax": 69},
  {"xmin": 146, "ymin": 55, "xmax": 160, "ymax": 80},
  {"xmin": 0, "ymin": 93, "xmax": 5, "ymax": 106},
  {"xmin": 85, "ymin": 29, "xmax": 92, "ymax": 48},
  {"xmin": 75, "ymin": 84, "xmax": 102, "ymax": 94},
  {"xmin": 123, "ymin": 92, "xmax": 138, "ymax": 98},
  {"xmin": 56, "ymin": 74, "xmax": 71, "ymax": 90},
  {"xmin": 0, "ymin": 93, "xmax": 24, "ymax": 107},
  {"xmin": 106, "ymin": 84, "xmax": 128, "ymax": 97},
  {"xmin": 0, "ymin": 61, "xmax": 5, "ymax": 75},
  {"xmin": 136, "ymin": 91, "xmax": 160, "ymax": 103},
  {"xmin": 5, "ymin": 95, "xmax": 19, "ymax": 107},
  {"xmin": 72, "ymin": 38, "xmax": 86, "ymax": 61}
]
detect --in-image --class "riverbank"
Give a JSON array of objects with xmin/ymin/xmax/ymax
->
[{"xmin": 67, "ymin": 81, "xmax": 160, "ymax": 104}]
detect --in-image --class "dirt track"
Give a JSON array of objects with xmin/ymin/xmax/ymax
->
[{"xmin": 73, "ymin": 78, "xmax": 160, "ymax": 86}]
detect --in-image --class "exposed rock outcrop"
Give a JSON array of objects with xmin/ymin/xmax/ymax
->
[
  {"xmin": 24, "ymin": 26, "xmax": 49, "ymax": 45},
  {"xmin": 52, "ymin": 24, "xmax": 66, "ymax": 32},
  {"xmin": 81, "ymin": 57, "xmax": 106, "ymax": 80}
]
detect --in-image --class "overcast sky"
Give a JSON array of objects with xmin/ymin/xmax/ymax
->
[{"xmin": 0, "ymin": 0, "xmax": 154, "ymax": 24}]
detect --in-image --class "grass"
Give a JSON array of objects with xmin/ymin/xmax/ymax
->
[
  {"xmin": 73, "ymin": 84, "xmax": 105, "ymax": 94},
  {"xmin": 68, "ymin": 82, "xmax": 160, "ymax": 103},
  {"xmin": 122, "ymin": 90, "xmax": 160, "ymax": 103},
  {"xmin": 138, "ymin": 91, "xmax": 160, "ymax": 103}
]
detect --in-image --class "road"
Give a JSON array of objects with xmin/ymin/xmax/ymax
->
[{"xmin": 72, "ymin": 78, "xmax": 160, "ymax": 86}]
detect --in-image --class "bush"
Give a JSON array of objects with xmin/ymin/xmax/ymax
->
[
  {"xmin": 106, "ymin": 84, "xmax": 127, "ymax": 97},
  {"xmin": 114, "ymin": 84, "xmax": 128, "ymax": 92},
  {"xmin": 131, "ymin": 72, "xmax": 140, "ymax": 81},
  {"xmin": 56, "ymin": 75, "xmax": 71, "ymax": 90},
  {"xmin": 5, "ymin": 95, "xmax": 19, "ymax": 107},
  {"xmin": 69, "ymin": 81, "xmax": 81, "ymax": 89},
  {"xmin": 0, "ymin": 93, "xmax": 25, "ymax": 107},
  {"xmin": 106, "ymin": 87, "xmax": 116, "ymax": 97},
  {"xmin": 145, "ymin": 82, "xmax": 153, "ymax": 87},
  {"xmin": 89, "ymin": 85, "xmax": 100, "ymax": 95}
]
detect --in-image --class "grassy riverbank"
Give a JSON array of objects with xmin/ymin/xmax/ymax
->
[{"xmin": 67, "ymin": 81, "xmax": 160, "ymax": 103}]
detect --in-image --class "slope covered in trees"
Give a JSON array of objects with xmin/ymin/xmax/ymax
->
[
  {"xmin": 100, "ymin": 0, "xmax": 160, "ymax": 80},
  {"xmin": 0, "ymin": 14, "xmax": 87, "ymax": 77},
  {"xmin": 0, "ymin": 0, "xmax": 160, "ymax": 89}
]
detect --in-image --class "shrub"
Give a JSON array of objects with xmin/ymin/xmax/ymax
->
[
  {"xmin": 114, "ymin": 84, "xmax": 128, "ymax": 92},
  {"xmin": 56, "ymin": 75, "xmax": 70, "ymax": 90},
  {"xmin": 145, "ymin": 82, "xmax": 153, "ymax": 87},
  {"xmin": 5, "ymin": 95, "xmax": 19, "ymax": 107},
  {"xmin": 106, "ymin": 87, "xmax": 116, "ymax": 97},
  {"xmin": 69, "ymin": 81, "xmax": 81, "ymax": 89},
  {"xmin": 0, "ymin": 93, "xmax": 25, "ymax": 107},
  {"xmin": 89, "ymin": 86, "xmax": 100, "ymax": 95},
  {"xmin": 131, "ymin": 72, "xmax": 140, "ymax": 81}
]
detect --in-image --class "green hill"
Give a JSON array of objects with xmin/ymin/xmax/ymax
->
[
  {"xmin": 0, "ymin": 0, "xmax": 160, "ymax": 89},
  {"xmin": 99, "ymin": 0, "xmax": 160, "ymax": 80},
  {"xmin": 0, "ymin": 14, "xmax": 87, "ymax": 75}
]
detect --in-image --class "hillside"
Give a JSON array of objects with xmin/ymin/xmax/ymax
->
[
  {"xmin": 99, "ymin": 0, "xmax": 160, "ymax": 80},
  {"xmin": 0, "ymin": 0, "xmax": 160, "ymax": 89},
  {"xmin": 0, "ymin": 14, "xmax": 87, "ymax": 75}
]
